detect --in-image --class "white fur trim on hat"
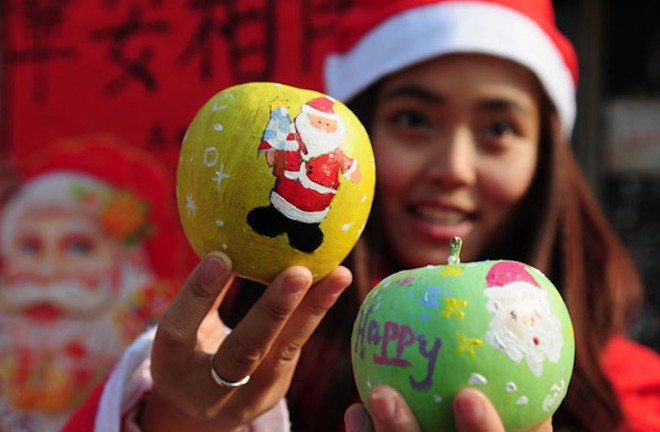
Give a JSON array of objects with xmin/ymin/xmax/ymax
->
[
  {"xmin": 301, "ymin": 102, "xmax": 341, "ymax": 121},
  {"xmin": 324, "ymin": 1, "xmax": 576, "ymax": 137}
]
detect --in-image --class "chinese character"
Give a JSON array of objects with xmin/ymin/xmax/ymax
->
[
  {"xmin": 179, "ymin": 0, "xmax": 275, "ymax": 82},
  {"xmin": 90, "ymin": 6, "xmax": 170, "ymax": 94},
  {"xmin": 6, "ymin": 0, "xmax": 77, "ymax": 101}
]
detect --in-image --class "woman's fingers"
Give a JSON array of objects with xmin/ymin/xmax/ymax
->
[
  {"xmin": 265, "ymin": 266, "xmax": 352, "ymax": 374},
  {"xmin": 345, "ymin": 386, "xmax": 552, "ymax": 432},
  {"xmin": 345, "ymin": 403, "xmax": 372, "ymax": 432},
  {"xmin": 153, "ymin": 252, "xmax": 234, "ymax": 365},
  {"xmin": 354, "ymin": 386, "xmax": 421, "ymax": 432},
  {"xmin": 148, "ymin": 259, "xmax": 353, "ymax": 427},
  {"xmin": 453, "ymin": 388, "xmax": 505, "ymax": 432},
  {"xmin": 212, "ymin": 265, "xmax": 314, "ymax": 385}
]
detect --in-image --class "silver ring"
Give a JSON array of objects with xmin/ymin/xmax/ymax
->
[{"xmin": 210, "ymin": 354, "xmax": 251, "ymax": 388}]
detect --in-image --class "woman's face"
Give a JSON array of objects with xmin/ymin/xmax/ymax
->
[{"xmin": 372, "ymin": 54, "xmax": 542, "ymax": 267}]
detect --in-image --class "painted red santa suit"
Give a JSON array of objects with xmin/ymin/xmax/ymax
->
[{"xmin": 258, "ymin": 96, "xmax": 359, "ymax": 224}]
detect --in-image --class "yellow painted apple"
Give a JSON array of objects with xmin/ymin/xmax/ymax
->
[
  {"xmin": 177, "ymin": 82, "xmax": 376, "ymax": 283},
  {"xmin": 351, "ymin": 237, "xmax": 575, "ymax": 431}
]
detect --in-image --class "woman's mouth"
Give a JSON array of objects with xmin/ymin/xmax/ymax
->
[
  {"xmin": 411, "ymin": 205, "xmax": 475, "ymax": 225},
  {"xmin": 408, "ymin": 205, "xmax": 475, "ymax": 239}
]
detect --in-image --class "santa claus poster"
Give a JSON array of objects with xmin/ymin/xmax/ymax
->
[{"xmin": 0, "ymin": 1, "xmax": 351, "ymax": 429}]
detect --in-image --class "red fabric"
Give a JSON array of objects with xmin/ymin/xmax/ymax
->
[
  {"xmin": 61, "ymin": 378, "xmax": 107, "ymax": 432},
  {"xmin": 330, "ymin": 0, "xmax": 578, "ymax": 84},
  {"xmin": 602, "ymin": 335, "xmax": 660, "ymax": 432}
]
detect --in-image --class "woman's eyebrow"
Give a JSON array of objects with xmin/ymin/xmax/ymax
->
[
  {"xmin": 381, "ymin": 84, "xmax": 445, "ymax": 103},
  {"xmin": 478, "ymin": 99, "xmax": 533, "ymax": 118}
]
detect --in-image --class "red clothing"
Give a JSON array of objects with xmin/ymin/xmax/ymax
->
[
  {"xmin": 601, "ymin": 335, "xmax": 660, "ymax": 431},
  {"xmin": 62, "ymin": 377, "xmax": 107, "ymax": 432},
  {"xmin": 62, "ymin": 335, "xmax": 660, "ymax": 431}
]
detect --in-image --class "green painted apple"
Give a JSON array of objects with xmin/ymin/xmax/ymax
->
[{"xmin": 351, "ymin": 237, "xmax": 575, "ymax": 431}]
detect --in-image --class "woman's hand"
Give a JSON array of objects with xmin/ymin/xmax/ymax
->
[
  {"xmin": 344, "ymin": 385, "xmax": 553, "ymax": 432},
  {"xmin": 140, "ymin": 252, "xmax": 352, "ymax": 431}
]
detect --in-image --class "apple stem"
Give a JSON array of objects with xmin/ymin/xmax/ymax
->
[{"xmin": 448, "ymin": 236, "xmax": 462, "ymax": 265}]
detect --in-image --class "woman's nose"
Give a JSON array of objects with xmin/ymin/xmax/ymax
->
[{"xmin": 426, "ymin": 127, "xmax": 476, "ymax": 186}]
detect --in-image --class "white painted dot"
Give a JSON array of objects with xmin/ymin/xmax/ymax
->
[
  {"xmin": 342, "ymin": 223, "xmax": 351, "ymax": 232},
  {"xmin": 506, "ymin": 382, "xmax": 518, "ymax": 392},
  {"xmin": 222, "ymin": 244, "xmax": 228, "ymax": 250},
  {"xmin": 433, "ymin": 395, "xmax": 442, "ymax": 403},
  {"xmin": 468, "ymin": 373, "xmax": 488, "ymax": 385},
  {"xmin": 212, "ymin": 93, "xmax": 233, "ymax": 111},
  {"xmin": 516, "ymin": 396, "xmax": 529, "ymax": 405},
  {"xmin": 213, "ymin": 123, "xmax": 223, "ymax": 131},
  {"xmin": 216, "ymin": 220, "xmax": 224, "ymax": 227}
]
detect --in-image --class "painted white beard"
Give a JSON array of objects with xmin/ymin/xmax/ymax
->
[
  {"xmin": 295, "ymin": 112, "xmax": 346, "ymax": 159},
  {"xmin": 0, "ymin": 260, "xmax": 155, "ymax": 368},
  {"xmin": 0, "ymin": 276, "xmax": 116, "ymax": 317},
  {"xmin": 0, "ymin": 307, "xmax": 121, "ymax": 357},
  {"xmin": 484, "ymin": 284, "xmax": 563, "ymax": 377}
]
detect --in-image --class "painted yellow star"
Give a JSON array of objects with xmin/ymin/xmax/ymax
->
[
  {"xmin": 270, "ymin": 97, "xmax": 288, "ymax": 110},
  {"xmin": 440, "ymin": 297, "xmax": 468, "ymax": 319},
  {"xmin": 455, "ymin": 333, "xmax": 483, "ymax": 358}
]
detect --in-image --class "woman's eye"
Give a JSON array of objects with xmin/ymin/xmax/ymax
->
[
  {"xmin": 391, "ymin": 110, "xmax": 431, "ymax": 130},
  {"xmin": 485, "ymin": 120, "xmax": 514, "ymax": 137}
]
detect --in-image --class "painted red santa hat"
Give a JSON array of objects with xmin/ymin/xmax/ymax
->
[
  {"xmin": 2, "ymin": 133, "xmax": 193, "ymax": 280},
  {"xmin": 486, "ymin": 261, "xmax": 541, "ymax": 288},
  {"xmin": 301, "ymin": 96, "xmax": 341, "ymax": 121},
  {"xmin": 324, "ymin": 0, "xmax": 578, "ymax": 137}
]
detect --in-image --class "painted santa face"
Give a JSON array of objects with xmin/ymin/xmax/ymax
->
[
  {"xmin": 295, "ymin": 110, "xmax": 346, "ymax": 157},
  {"xmin": 307, "ymin": 112, "xmax": 339, "ymax": 133},
  {"xmin": 372, "ymin": 54, "xmax": 541, "ymax": 267},
  {"xmin": 1, "ymin": 207, "xmax": 120, "ymax": 319}
]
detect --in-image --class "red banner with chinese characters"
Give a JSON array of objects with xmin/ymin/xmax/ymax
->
[
  {"xmin": 2, "ymin": 0, "xmax": 351, "ymax": 169},
  {"xmin": 0, "ymin": 3, "xmax": 352, "ymax": 428}
]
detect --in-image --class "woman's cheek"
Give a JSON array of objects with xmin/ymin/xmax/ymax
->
[
  {"xmin": 480, "ymin": 160, "xmax": 536, "ymax": 207},
  {"xmin": 374, "ymin": 143, "xmax": 418, "ymax": 197}
]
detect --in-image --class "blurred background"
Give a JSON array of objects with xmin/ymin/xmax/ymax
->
[{"xmin": 554, "ymin": 0, "xmax": 660, "ymax": 352}]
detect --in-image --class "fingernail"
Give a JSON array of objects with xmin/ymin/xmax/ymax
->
[
  {"xmin": 204, "ymin": 252, "xmax": 231, "ymax": 279},
  {"xmin": 454, "ymin": 391, "xmax": 484, "ymax": 424},
  {"xmin": 284, "ymin": 274, "xmax": 308, "ymax": 294},
  {"xmin": 344, "ymin": 405, "xmax": 368, "ymax": 432},
  {"xmin": 370, "ymin": 388, "xmax": 396, "ymax": 420}
]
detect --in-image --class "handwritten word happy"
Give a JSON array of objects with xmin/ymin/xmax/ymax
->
[{"xmin": 354, "ymin": 304, "xmax": 442, "ymax": 391}]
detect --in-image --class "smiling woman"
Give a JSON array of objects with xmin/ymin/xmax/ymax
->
[{"xmin": 370, "ymin": 54, "xmax": 541, "ymax": 268}]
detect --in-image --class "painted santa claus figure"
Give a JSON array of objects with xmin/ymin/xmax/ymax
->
[
  {"xmin": 0, "ymin": 135, "xmax": 188, "ymax": 431},
  {"xmin": 248, "ymin": 96, "xmax": 362, "ymax": 253},
  {"xmin": 484, "ymin": 261, "xmax": 564, "ymax": 377}
]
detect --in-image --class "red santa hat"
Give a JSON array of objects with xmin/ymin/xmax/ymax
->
[
  {"xmin": 324, "ymin": 0, "xmax": 578, "ymax": 137},
  {"xmin": 486, "ymin": 261, "xmax": 541, "ymax": 289},
  {"xmin": 4, "ymin": 133, "xmax": 193, "ymax": 280},
  {"xmin": 301, "ymin": 96, "xmax": 341, "ymax": 121}
]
